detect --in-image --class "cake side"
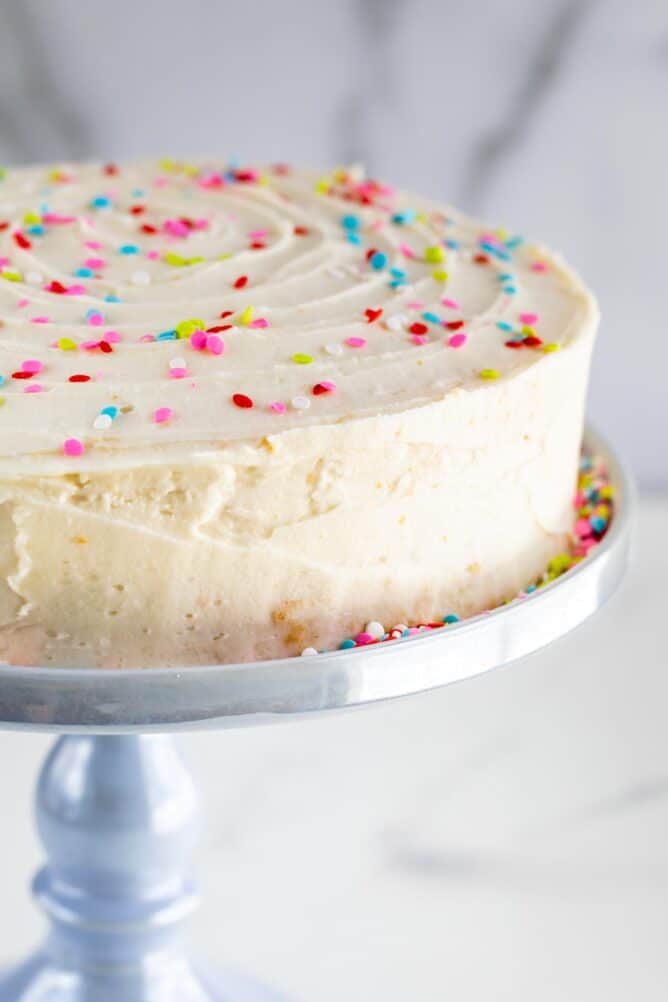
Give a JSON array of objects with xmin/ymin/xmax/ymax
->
[{"xmin": 0, "ymin": 160, "xmax": 598, "ymax": 667}]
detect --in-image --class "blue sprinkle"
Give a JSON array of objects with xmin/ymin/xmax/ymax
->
[
  {"xmin": 341, "ymin": 214, "xmax": 361, "ymax": 230},
  {"xmin": 389, "ymin": 267, "xmax": 406, "ymax": 280},
  {"xmin": 75, "ymin": 268, "xmax": 94, "ymax": 278},
  {"xmin": 590, "ymin": 515, "xmax": 606, "ymax": 533},
  {"xmin": 27, "ymin": 225, "xmax": 45, "ymax": 236},
  {"xmin": 498, "ymin": 273, "xmax": 514, "ymax": 282},
  {"xmin": 445, "ymin": 239, "xmax": 460, "ymax": 249},
  {"xmin": 389, "ymin": 279, "xmax": 407, "ymax": 289},
  {"xmin": 505, "ymin": 235, "xmax": 524, "ymax": 249},
  {"xmin": 104, "ymin": 294, "xmax": 121, "ymax": 303},
  {"xmin": 422, "ymin": 311, "xmax": 441, "ymax": 324},
  {"xmin": 401, "ymin": 628, "xmax": 410, "ymax": 637},
  {"xmin": 526, "ymin": 584, "xmax": 537, "ymax": 593},
  {"xmin": 503, "ymin": 285, "xmax": 517, "ymax": 295},
  {"xmin": 370, "ymin": 251, "xmax": 388, "ymax": 270},
  {"xmin": 392, "ymin": 209, "xmax": 416, "ymax": 225},
  {"xmin": 579, "ymin": 456, "xmax": 593, "ymax": 472},
  {"xmin": 0, "ymin": 375, "xmax": 4, "ymax": 387},
  {"xmin": 339, "ymin": 639, "xmax": 356, "ymax": 650},
  {"xmin": 157, "ymin": 330, "xmax": 177, "ymax": 341},
  {"xmin": 100, "ymin": 406, "xmax": 119, "ymax": 419},
  {"xmin": 91, "ymin": 195, "xmax": 111, "ymax": 209},
  {"xmin": 496, "ymin": 321, "xmax": 514, "ymax": 332},
  {"xmin": 132, "ymin": 188, "xmax": 146, "ymax": 198},
  {"xmin": 480, "ymin": 241, "xmax": 510, "ymax": 261},
  {"xmin": 346, "ymin": 232, "xmax": 362, "ymax": 246},
  {"xmin": 119, "ymin": 244, "xmax": 140, "ymax": 255},
  {"xmin": 443, "ymin": 614, "xmax": 460, "ymax": 624}
]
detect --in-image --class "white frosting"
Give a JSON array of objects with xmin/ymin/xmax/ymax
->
[{"xmin": 0, "ymin": 160, "xmax": 598, "ymax": 667}]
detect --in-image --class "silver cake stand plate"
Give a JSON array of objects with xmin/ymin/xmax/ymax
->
[{"xmin": 0, "ymin": 428, "xmax": 632, "ymax": 1002}]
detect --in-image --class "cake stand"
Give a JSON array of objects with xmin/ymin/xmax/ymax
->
[{"xmin": 0, "ymin": 428, "xmax": 632, "ymax": 1002}]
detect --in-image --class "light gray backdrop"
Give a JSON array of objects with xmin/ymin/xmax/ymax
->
[{"xmin": 0, "ymin": 0, "xmax": 664, "ymax": 486}]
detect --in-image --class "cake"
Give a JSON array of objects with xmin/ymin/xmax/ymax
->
[{"xmin": 0, "ymin": 160, "xmax": 598, "ymax": 668}]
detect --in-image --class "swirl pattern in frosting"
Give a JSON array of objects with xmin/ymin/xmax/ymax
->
[{"xmin": 0, "ymin": 159, "xmax": 595, "ymax": 473}]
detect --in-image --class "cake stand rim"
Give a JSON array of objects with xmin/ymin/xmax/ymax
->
[{"xmin": 0, "ymin": 424, "xmax": 634, "ymax": 732}]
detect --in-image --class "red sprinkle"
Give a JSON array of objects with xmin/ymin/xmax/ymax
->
[
  {"xmin": 312, "ymin": 381, "xmax": 336, "ymax": 395},
  {"xmin": 103, "ymin": 164, "xmax": 119, "ymax": 175},
  {"xmin": 206, "ymin": 324, "xmax": 233, "ymax": 334},
  {"xmin": 445, "ymin": 320, "xmax": 464, "ymax": 331},
  {"xmin": 68, "ymin": 374, "xmax": 91, "ymax": 382},
  {"xmin": 99, "ymin": 341, "xmax": 113, "ymax": 353},
  {"xmin": 140, "ymin": 224, "xmax": 158, "ymax": 234},
  {"xmin": 473, "ymin": 253, "xmax": 489, "ymax": 265},
  {"xmin": 365, "ymin": 308, "xmax": 383, "ymax": 323},
  {"xmin": 13, "ymin": 232, "xmax": 31, "ymax": 249},
  {"xmin": 294, "ymin": 225, "xmax": 309, "ymax": 236},
  {"xmin": 524, "ymin": 335, "xmax": 543, "ymax": 347},
  {"xmin": 505, "ymin": 340, "xmax": 523, "ymax": 349},
  {"xmin": 12, "ymin": 371, "xmax": 33, "ymax": 380},
  {"xmin": 46, "ymin": 281, "xmax": 67, "ymax": 294},
  {"xmin": 409, "ymin": 322, "xmax": 428, "ymax": 335},
  {"xmin": 130, "ymin": 205, "xmax": 146, "ymax": 215},
  {"xmin": 232, "ymin": 393, "xmax": 253, "ymax": 409},
  {"xmin": 233, "ymin": 275, "xmax": 248, "ymax": 289},
  {"xmin": 219, "ymin": 310, "xmax": 234, "ymax": 319}
]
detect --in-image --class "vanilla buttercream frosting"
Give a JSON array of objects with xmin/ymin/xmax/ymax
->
[{"xmin": 0, "ymin": 159, "xmax": 598, "ymax": 667}]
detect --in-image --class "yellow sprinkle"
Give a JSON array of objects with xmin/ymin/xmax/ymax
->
[
  {"xmin": 292, "ymin": 353, "xmax": 313, "ymax": 365},
  {"xmin": 23, "ymin": 211, "xmax": 41, "ymax": 225},
  {"xmin": 495, "ymin": 226, "xmax": 510, "ymax": 240},
  {"xmin": 315, "ymin": 178, "xmax": 330, "ymax": 194},
  {"xmin": 416, "ymin": 212, "xmax": 428, "ymax": 224},
  {"xmin": 58, "ymin": 337, "xmax": 77, "ymax": 351},
  {"xmin": 521, "ymin": 325, "xmax": 536, "ymax": 337},
  {"xmin": 424, "ymin": 246, "xmax": 445, "ymax": 264},
  {"xmin": 217, "ymin": 253, "xmax": 232, "ymax": 261},
  {"xmin": 479, "ymin": 368, "xmax": 499, "ymax": 380},
  {"xmin": 175, "ymin": 318, "xmax": 206, "ymax": 339},
  {"xmin": 431, "ymin": 269, "xmax": 449, "ymax": 283},
  {"xmin": 0, "ymin": 396, "xmax": 6, "ymax": 407},
  {"xmin": 599, "ymin": 485, "xmax": 615, "ymax": 500},
  {"xmin": 183, "ymin": 163, "xmax": 199, "ymax": 177},
  {"xmin": 543, "ymin": 343, "xmax": 560, "ymax": 353},
  {"xmin": 1, "ymin": 270, "xmax": 22, "ymax": 282},
  {"xmin": 238, "ymin": 305, "xmax": 254, "ymax": 326},
  {"xmin": 159, "ymin": 158, "xmax": 178, "ymax": 172},
  {"xmin": 164, "ymin": 252, "xmax": 188, "ymax": 267}
]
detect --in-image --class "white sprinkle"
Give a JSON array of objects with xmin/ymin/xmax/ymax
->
[
  {"xmin": 385, "ymin": 314, "xmax": 405, "ymax": 332},
  {"xmin": 25, "ymin": 270, "xmax": 43, "ymax": 285},
  {"xmin": 393, "ymin": 624, "xmax": 408, "ymax": 634},
  {"xmin": 325, "ymin": 343, "xmax": 343, "ymax": 356},
  {"xmin": 169, "ymin": 357, "xmax": 186, "ymax": 370},
  {"xmin": 291, "ymin": 395, "xmax": 310, "ymax": 411},
  {"xmin": 365, "ymin": 621, "xmax": 385, "ymax": 640},
  {"xmin": 131, "ymin": 270, "xmax": 151, "ymax": 285},
  {"xmin": 93, "ymin": 413, "xmax": 113, "ymax": 431},
  {"xmin": 301, "ymin": 647, "xmax": 318, "ymax": 657}
]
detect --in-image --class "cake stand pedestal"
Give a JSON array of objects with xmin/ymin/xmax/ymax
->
[{"xmin": 0, "ymin": 429, "xmax": 632, "ymax": 1002}]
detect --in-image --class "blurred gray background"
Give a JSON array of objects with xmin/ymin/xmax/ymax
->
[
  {"xmin": 0, "ymin": 0, "xmax": 665, "ymax": 487},
  {"xmin": 0, "ymin": 3, "xmax": 666, "ymax": 1001}
]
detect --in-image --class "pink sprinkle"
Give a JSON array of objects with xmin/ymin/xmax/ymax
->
[
  {"xmin": 164, "ymin": 219, "xmax": 189, "ymax": 238},
  {"xmin": 531, "ymin": 262, "xmax": 548, "ymax": 273},
  {"xmin": 84, "ymin": 241, "xmax": 102, "ymax": 250},
  {"xmin": 319, "ymin": 380, "xmax": 336, "ymax": 392},
  {"xmin": 146, "ymin": 250, "xmax": 160, "ymax": 261},
  {"xmin": 87, "ymin": 312, "xmax": 104, "ymax": 327},
  {"xmin": 153, "ymin": 407, "xmax": 173, "ymax": 424},
  {"xmin": 519, "ymin": 312, "xmax": 539, "ymax": 325},
  {"xmin": 190, "ymin": 330, "xmax": 207, "ymax": 351},
  {"xmin": 43, "ymin": 213, "xmax": 76, "ymax": 224},
  {"xmin": 153, "ymin": 177, "xmax": 168, "ymax": 188},
  {"xmin": 345, "ymin": 337, "xmax": 367, "ymax": 348},
  {"xmin": 104, "ymin": 331, "xmax": 121, "ymax": 343},
  {"xmin": 81, "ymin": 340, "xmax": 100, "ymax": 351},
  {"xmin": 270, "ymin": 401, "xmax": 287, "ymax": 414},
  {"xmin": 249, "ymin": 229, "xmax": 268, "ymax": 240},
  {"xmin": 22, "ymin": 359, "xmax": 43, "ymax": 374},
  {"xmin": 17, "ymin": 298, "xmax": 29, "ymax": 309},
  {"xmin": 411, "ymin": 334, "xmax": 428, "ymax": 346},
  {"xmin": 249, "ymin": 318, "xmax": 268, "ymax": 329},
  {"xmin": 399, "ymin": 243, "xmax": 416, "ymax": 259},
  {"xmin": 206, "ymin": 334, "xmax": 224, "ymax": 355},
  {"xmin": 169, "ymin": 367, "xmax": 188, "ymax": 379},
  {"xmin": 139, "ymin": 334, "xmax": 155, "ymax": 343},
  {"xmin": 0, "ymin": 257, "xmax": 9, "ymax": 268},
  {"xmin": 355, "ymin": 632, "xmax": 374, "ymax": 645},
  {"xmin": 24, "ymin": 383, "xmax": 44, "ymax": 393},
  {"xmin": 442, "ymin": 298, "xmax": 461, "ymax": 310},
  {"xmin": 64, "ymin": 285, "xmax": 86, "ymax": 296},
  {"xmin": 63, "ymin": 438, "xmax": 85, "ymax": 457},
  {"xmin": 85, "ymin": 257, "xmax": 106, "ymax": 269},
  {"xmin": 31, "ymin": 316, "xmax": 50, "ymax": 324},
  {"xmin": 406, "ymin": 301, "xmax": 424, "ymax": 310},
  {"xmin": 575, "ymin": 517, "xmax": 593, "ymax": 538},
  {"xmin": 448, "ymin": 333, "xmax": 467, "ymax": 348}
]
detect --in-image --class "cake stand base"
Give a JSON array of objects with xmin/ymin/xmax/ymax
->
[{"xmin": 0, "ymin": 735, "xmax": 285, "ymax": 1002}]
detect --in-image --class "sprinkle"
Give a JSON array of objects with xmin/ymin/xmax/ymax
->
[
  {"xmin": 345, "ymin": 336, "xmax": 367, "ymax": 348},
  {"xmin": 232, "ymin": 393, "xmax": 253, "ymax": 409},
  {"xmin": 22, "ymin": 359, "xmax": 43, "ymax": 374},
  {"xmin": 370, "ymin": 251, "xmax": 388, "ymax": 270},
  {"xmin": 291, "ymin": 395, "xmax": 310, "ymax": 410},
  {"xmin": 119, "ymin": 244, "xmax": 140, "ymax": 255},
  {"xmin": 431, "ymin": 270, "xmax": 449, "ymax": 282},
  {"xmin": 153, "ymin": 407, "xmax": 173, "ymax": 424},
  {"xmin": 24, "ymin": 383, "xmax": 43, "ymax": 393},
  {"xmin": 313, "ymin": 381, "xmax": 336, "ymax": 395},
  {"xmin": 496, "ymin": 321, "xmax": 514, "ymax": 332},
  {"xmin": 86, "ymin": 311, "xmax": 104, "ymax": 327},
  {"xmin": 543, "ymin": 343, "xmax": 560, "ymax": 353},
  {"xmin": 325, "ymin": 343, "xmax": 343, "ymax": 356},
  {"xmin": 176, "ymin": 318, "xmax": 206, "ymax": 339},
  {"xmin": 190, "ymin": 330, "xmax": 207, "ymax": 350},
  {"xmin": 269, "ymin": 401, "xmax": 287, "ymax": 414},
  {"xmin": 424, "ymin": 245, "xmax": 445, "ymax": 263},
  {"xmin": 341, "ymin": 214, "xmax": 361, "ymax": 230},
  {"xmin": 365, "ymin": 621, "xmax": 384, "ymax": 640},
  {"xmin": 58, "ymin": 338, "xmax": 77, "ymax": 351},
  {"xmin": 93, "ymin": 413, "xmax": 113, "ymax": 430},
  {"xmin": 519, "ymin": 312, "xmax": 539, "ymax": 325},
  {"xmin": 392, "ymin": 210, "xmax": 416, "ymax": 224},
  {"xmin": 69, "ymin": 374, "xmax": 91, "ymax": 382},
  {"xmin": 409, "ymin": 322, "xmax": 428, "ymax": 335},
  {"xmin": 531, "ymin": 261, "xmax": 548, "ymax": 273},
  {"xmin": 364, "ymin": 307, "xmax": 383, "ymax": 323},
  {"xmin": 448, "ymin": 333, "xmax": 467, "ymax": 348},
  {"xmin": 238, "ymin": 305, "xmax": 254, "ymax": 326},
  {"xmin": 301, "ymin": 647, "xmax": 319, "ymax": 657},
  {"xmin": 292, "ymin": 353, "xmax": 313, "ymax": 365},
  {"xmin": 479, "ymin": 368, "xmax": 499, "ymax": 380},
  {"xmin": 443, "ymin": 614, "xmax": 460, "ymax": 624},
  {"xmin": 63, "ymin": 438, "xmax": 85, "ymax": 457},
  {"xmin": 206, "ymin": 334, "xmax": 224, "ymax": 355},
  {"xmin": 233, "ymin": 275, "xmax": 248, "ymax": 289}
]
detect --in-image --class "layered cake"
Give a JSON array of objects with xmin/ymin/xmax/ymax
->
[{"xmin": 0, "ymin": 160, "xmax": 598, "ymax": 667}]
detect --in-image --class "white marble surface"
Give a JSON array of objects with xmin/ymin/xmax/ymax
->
[
  {"xmin": 0, "ymin": 1, "xmax": 665, "ymax": 487},
  {"xmin": 0, "ymin": 493, "xmax": 666, "ymax": 1001}
]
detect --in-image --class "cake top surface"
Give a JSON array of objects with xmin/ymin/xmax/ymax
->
[{"xmin": 0, "ymin": 159, "xmax": 597, "ymax": 472}]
